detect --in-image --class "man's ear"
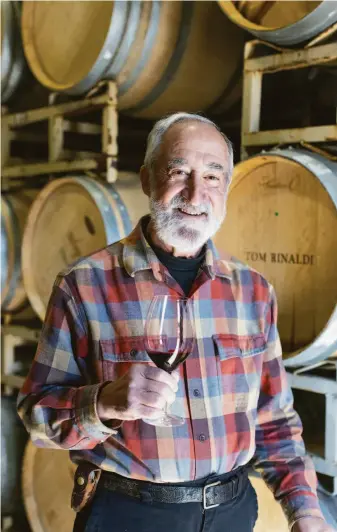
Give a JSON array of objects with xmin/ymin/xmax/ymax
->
[{"xmin": 140, "ymin": 165, "xmax": 151, "ymax": 197}]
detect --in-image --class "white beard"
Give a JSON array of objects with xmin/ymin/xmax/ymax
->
[{"xmin": 149, "ymin": 194, "xmax": 226, "ymax": 254}]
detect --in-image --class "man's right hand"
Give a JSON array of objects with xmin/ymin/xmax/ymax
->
[{"xmin": 97, "ymin": 364, "xmax": 179, "ymax": 422}]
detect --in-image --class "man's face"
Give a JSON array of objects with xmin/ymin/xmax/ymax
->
[{"xmin": 144, "ymin": 121, "xmax": 230, "ymax": 253}]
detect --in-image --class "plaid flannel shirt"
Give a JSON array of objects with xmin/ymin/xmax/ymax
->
[{"xmin": 18, "ymin": 216, "xmax": 324, "ymax": 528}]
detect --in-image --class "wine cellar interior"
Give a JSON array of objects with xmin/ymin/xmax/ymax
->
[{"xmin": 1, "ymin": 1, "xmax": 337, "ymax": 531}]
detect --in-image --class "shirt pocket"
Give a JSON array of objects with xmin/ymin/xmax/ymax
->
[
  {"xmin": 99, "ymin": 337, "xmax": 151, "ymax": 381},
  {"xmin": 213, "ymin": 334, "xmax": 266, "ymax": 414}
]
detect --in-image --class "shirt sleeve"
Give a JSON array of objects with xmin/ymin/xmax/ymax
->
[
  {"xmin": 17, "ymin": 274, "xmax": 117, "ymax": 450},
  {"xmin": 252, "ymin": 284, "xmax": 325, "ymax": 530}
]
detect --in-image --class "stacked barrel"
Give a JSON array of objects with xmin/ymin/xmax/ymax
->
[{"xmin": 214, "ymin": 150, "xmax": 337, "ymax": 368}]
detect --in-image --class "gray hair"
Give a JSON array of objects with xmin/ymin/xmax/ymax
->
[{"xmin": 143, "ymin": 112, "xmax": 233, "ymax": 182}]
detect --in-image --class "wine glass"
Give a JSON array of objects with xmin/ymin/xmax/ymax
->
[{"xmin": 143, "ymin": 295, "xmax": 195, "ymax": 427}]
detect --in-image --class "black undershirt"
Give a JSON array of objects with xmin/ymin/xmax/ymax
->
[{"xmin": 142, "ymin": 217, "xmax": 206, "ymax": 296}]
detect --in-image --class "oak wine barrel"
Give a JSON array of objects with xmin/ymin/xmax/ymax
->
[
  {"xmin": 249, "ymin": 474, "xmax": 288, "ymax": 532},
  {"xmin": 22, "ymin": 442, "xmax": 76, "ymax": 532},
  {"xmin": 217, "ymin": 0, "xmax": 337, "ymax": 46},
  {"xmin": 214, "ymin": 149, "xmax": 337, "ymax": 368},
  {"xmin": 21, "ymin": 1, "xmax": 244, "ymax": 118},
  {"xmin": 22, "ymin": 174, "xmax": 149, "ymax": 320},
  {"xmin": 1, "ymin": 1, "xmax": 51, "ymax": 110},
  {"xmin": 1, "ymin": 1, "xmax": 26, "ymax": 103},
  {"xmin": 1, "ymin": 190, "xmax": 37, "ymax": 314}
]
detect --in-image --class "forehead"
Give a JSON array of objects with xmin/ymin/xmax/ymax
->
[{"xmin": 159, "ymin": 122, "xmax": 229, "ymax": 166}]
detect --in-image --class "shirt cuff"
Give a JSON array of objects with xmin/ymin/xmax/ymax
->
[
  {"xmin": 283, "ymin": 498, "xmax": 325, "ymax": 530},
  {"xmin": 290, "ymin": 515, "xmax": 326, "ymax": 531},
  {"xmin": 74, "ymin": 382, "xmax": 119, "ymax": 442}
]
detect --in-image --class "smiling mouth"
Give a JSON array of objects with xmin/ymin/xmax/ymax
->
[{"xmin": 177, "ymin": 208, "xmax": 206, "ymax": 218}]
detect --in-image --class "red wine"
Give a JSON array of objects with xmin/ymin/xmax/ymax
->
[{"xmin": 147, "ymin": 350, "xmax": 190, "ymax": 373}]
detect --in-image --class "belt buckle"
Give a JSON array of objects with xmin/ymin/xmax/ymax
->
[{"xmin": 203, "ymin": 480, "xmax": 221, "ymax": 510}]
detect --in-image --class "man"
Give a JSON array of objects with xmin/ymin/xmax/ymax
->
[{"xmin": 18, "ymin": 113, "xmax": 334, "ymax": 532}]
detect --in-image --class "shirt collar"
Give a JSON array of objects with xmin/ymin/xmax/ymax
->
[{"xmin": 122, "ymin": 216, "xmax": 232, "ymax": 282}]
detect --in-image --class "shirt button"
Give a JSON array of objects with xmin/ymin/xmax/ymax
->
[
  {"xmin": 193, "ymin": 389, "xmax": 201, "ymax": 397},
  {"xmin": 199, "ymin": 434, "xmax": 206, "ymax": 442},
  {"xmin": 130, "ymin": 349, "xmax": 137, "ymax": 357}
]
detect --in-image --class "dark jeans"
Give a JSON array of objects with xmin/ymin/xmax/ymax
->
[{"xmin": 73, "ymin": 470, "xmax": 258, "ymax": 532}]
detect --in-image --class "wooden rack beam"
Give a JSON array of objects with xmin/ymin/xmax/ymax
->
[
  {"xmin": 243, "ymin": 125, "xmax": 337, "ymax": 146},
  {"xmin": 241, "ymin": 39, "xmax": 337, "ymax": 159},
  {"xmin": 2, "ymin": 81, "xmax": 118, "ymax": 183}
]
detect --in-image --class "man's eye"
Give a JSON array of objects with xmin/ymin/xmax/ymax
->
[
  {"xmin": 171, "ymin": 169, "xmax": 187, "ymax": 176},
  {"xmin": 206, "ymin": 175, "xmax": 219, "ymax": 181}
]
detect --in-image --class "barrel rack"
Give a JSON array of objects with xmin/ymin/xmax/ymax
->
[
  {"xmin": 241, "ymin": 23, "xmax": 337, "ymax": 160},
  {"xmin": 1, "ymin": 80, "xmax": 118, "ymax": 188},
  {"xmin": 240, "ymin": 24, "xmax": 337, "ymax": 495},
  {"xmin": 0, "ymin": 80, "xmax": 124, "ymax": 396},
  {"xmin": 287, "ymin": 362, "xmax": 337, "ymax": 495},
  {"xmin": 1, "ymin": 324, "xmax": 40, "ymax": 396}
]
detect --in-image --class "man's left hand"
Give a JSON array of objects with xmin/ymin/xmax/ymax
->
[{"xmin": 292, "ymin": 517, "xmax": 336, "ymax": 532}]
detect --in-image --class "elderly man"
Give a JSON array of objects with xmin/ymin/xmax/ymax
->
[{"xmin": 18, "ymin": 113, "xmax": 334, "ymax": 532}]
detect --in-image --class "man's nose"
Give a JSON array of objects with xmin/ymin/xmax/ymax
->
[{"xmin": 184, "ymin": 175, "xmax": 204, "ymax": 206}]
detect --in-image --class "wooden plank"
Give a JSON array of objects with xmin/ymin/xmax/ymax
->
[
  {"xmin": 62, "ymin": 149, "xmax": 101, "ymax": 160},
  {"xmin": 1, "ymin": 374, "xmax": 26, "ymax": 390},
  {"xmin": 241, "ymin": 70, "xmax": 262, "ymax": 160},
  {"xmin": 2, "ymin": 158, "xmax": 100, "ymax": 178},
  {"xmin": 3, "ymin": 93, "xmax": 109, "ymax": 128},
  {"xmin": 63, "ymin": 120, "xmax": 101, "ymax": 135},
  {"xmin": 9, "ymin": 131, "xmax": 47, "ymax": 144},
  {"xmin": 310, "ymin": 454, "xmax": 337, "ymax": 478},
  {"xmin": 243, "ymin": 125, "xmax": 337, "ymax": 146},
  {"xmin": 49, "ymin": 115, "xmax": 64, "ymax": 162},
  {"xmin": 1, "ymin": 334, "xmax": 25, "ymax": 395},
  {"xmin": 245, "ymin": 42, "xmax": 337, "ymax": 73},
  {"xmin": 2, "ymin": 516, "xmax": 14, "ymax": 530},
  {"xmin": 1, "ymin": 120, "xmax": 10, "ymax": 167},
  {"xmin": 1, "ymin": 325, "xmax": 40, "ymax": 342},
  {"xmin": 287, "ymin": 373, "xmax": 337, "ymax": 395},
  {"xmin": 242, "ymin": 71, "xmax": 262, "ymax": 135},
  {"xmin": 103, "ymin": 82, "xmax": 118, "ymax": 183},
  {"xmin": 325, "ymin": 394, "xmax": 337, "ymax": 463}
]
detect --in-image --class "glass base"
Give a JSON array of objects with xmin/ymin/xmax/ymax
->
[{"xmin": 143, "ymin": 413, "xmax": 185, "ymax": 427}]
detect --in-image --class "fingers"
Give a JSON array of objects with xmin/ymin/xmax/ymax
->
[
  {"xmin": 130, "ymin": 380, "xmax": 176, "ymax": 408},
  {"xmin": 138, "ymin": 390, "xmax": 167, "ymax": 410},
  {"xmin": 138, "ymin": 404, "xmax": 165, "ymax": 420},
  {"xmin": 125, "ymin": 364, "xmax": 180, "ymax": 421},
  {"xmin": 142, "ymin": 365, "xmax": 179, "ymax": 392}
]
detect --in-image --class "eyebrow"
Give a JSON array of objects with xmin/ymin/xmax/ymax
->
[
  {"xmin": 167, "ymin": 158, "xmax": 188, "ymax": 169},
  {"xmin": 167, "ymin": 159, "xmax": 225, "ymax": 171},
  {"xmin": 206, "ymin": 161, "xmax": 226, "ymax": 174}
]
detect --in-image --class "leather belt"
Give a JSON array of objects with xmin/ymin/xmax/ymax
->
[{"xmin": 101, "ymin": 468, "xmax": 248, "ymax": 510}]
